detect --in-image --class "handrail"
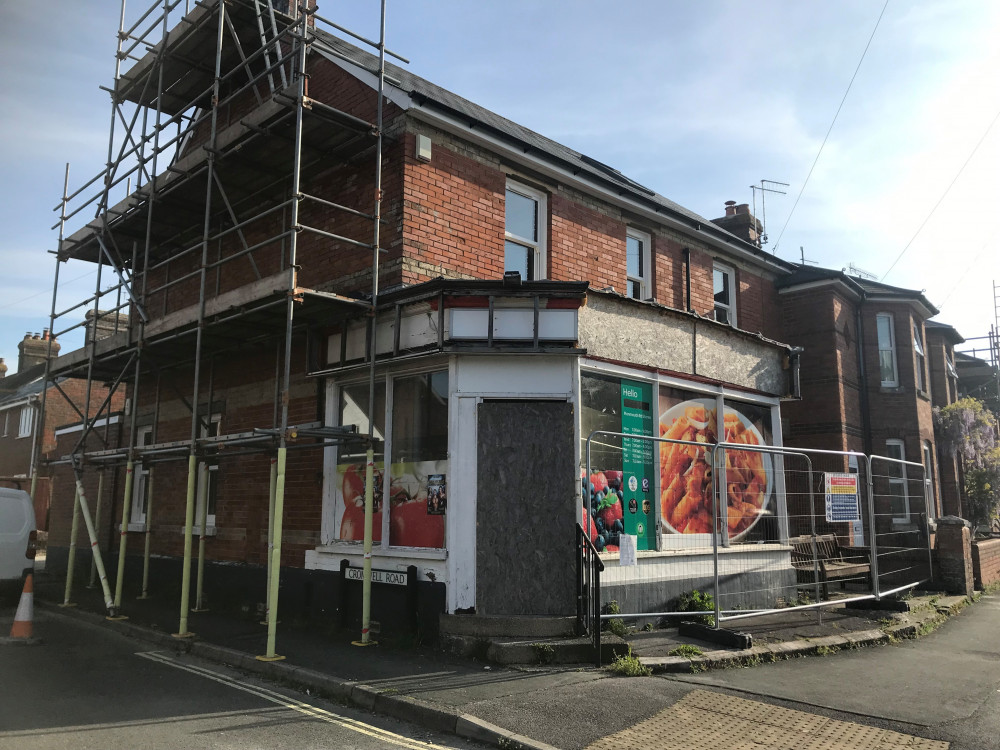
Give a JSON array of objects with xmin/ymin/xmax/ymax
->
[{"xmin": 576, "ymin": 521, "xmax": 604, "ymax": 667}]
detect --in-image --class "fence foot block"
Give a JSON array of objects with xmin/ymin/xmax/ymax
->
[{"xmin": 679, "ymin": 621, "xmax": 752, "ymax": 650}]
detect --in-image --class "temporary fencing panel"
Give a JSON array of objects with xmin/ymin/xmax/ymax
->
[{"xmin": 582, "ymin": 430, "xmax": 933, "ymax": 637}]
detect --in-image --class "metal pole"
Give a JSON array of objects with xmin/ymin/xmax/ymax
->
[
  {"xmin": 87, "ymin": 470, "xmax": 105, "ymax": 588},
  {"xmin": 259, "ymin": 4, "xmax": 309, "ymax": 662},
  {"xmin": 138, "ymin": 468, "xmax": 154, "ymax": 599},
  {"xmin": 262, "ymin": 456, "xmax": 277, "ymax": 624},
  {"xmin": 711, "ymin": 445, "xmax": 721, "ymax": 629},
  {"xmin": 193, "ymin": 462, "xmax": 209, "ymax": 611},
  {"xmin": 61, "ymin": 486, "xmax": 81, "ymax": 607},
  {"xmin": 110, "ymin": 460, "xmax": 135, "ymax": 617},
  {"xmin": 177, "ymin": 0, "xmax": 226, "ymax": 639},
  {"xmin": 865, "ymin": 456, "xmax": 881, "ymax": 599},
  {"xmin": 357, "ymin": 0, "xmax": 388, "ymax": 650},
  {"xmin": 73, "ymin": 469, "xmax": 116, "ymax": 615}
]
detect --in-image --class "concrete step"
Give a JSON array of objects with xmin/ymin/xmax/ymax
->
[
  {"xmin": 486, "ymin": 635, "xmax": 629, "ymax": 665},
  {"xmin": 439, "ymin": 613, "xmax": 577, "ymax": 638}
]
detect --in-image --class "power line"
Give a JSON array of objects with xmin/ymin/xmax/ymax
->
[
  {"xmin": 0, "ymin": 269, "xmax": 97, "ymax": 312},
  {"xmin": 882, "ymin": 104, "xmax": 1000, "ymax": 282},
  {"xmin": 772, "ymin": 0, "xmax": 890, "ymax": 255}
]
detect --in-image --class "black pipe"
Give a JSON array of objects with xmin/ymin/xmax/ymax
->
[
  {"xmin": 856, "ymin": 304, "xmax": 873, "ymax": 456},
  {"xmin": 683, "ymin": 247, "xmax": 693, "ymax": 313}
]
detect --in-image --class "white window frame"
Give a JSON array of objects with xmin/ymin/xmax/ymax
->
[
  {"xmin": 17, "ymin": 405, "xmax": 34, "ymax": 438},
  {"xmin": 885, "ymin": 439, "xmax": 909, "ymax": 524},
  {"xmin": 922, "ymin": 441, "xmax": 936, "ymax": 520},
  {"xmin": 913, "ymin": 322, "xmax": 926, "ymax": 393},
  {"xmin": 2, "ymin": 410, "xmax": 8, "ymax": 437},
  {"xmin": 129, "ymin": 426, "xmax": 154, "ymax": 528},
  {"xmin": 195, "ymin": 413, "xmax": 222, "ymax": 534},
  {"xmin": 712, "ymin": 263, "xmax": 737, "ymax": 327},
  {"xmin": 504, "ymin": 181, "xmax": 547, "ymax": 281},
  {"xmin": 626, "ymin": 228, "xmax": 652, "ymax": 300},
  {"xmin": 876, "ymin": 313, "xmax": 899, "ymax": 387}
]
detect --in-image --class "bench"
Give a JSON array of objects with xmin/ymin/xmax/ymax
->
[{"xmin": 789, "ymin": 534, "xmax": 871, "ymax": 597}]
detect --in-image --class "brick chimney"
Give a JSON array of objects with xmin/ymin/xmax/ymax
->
[
  {"xmin": 85, "ymin": 310, "xmax": 130, "ymax": 344},
  {"xmin": 17, "ymin": 330, "xmax": 60, "ymax": 372},
  {"xmin": 0, "ymin": 357, "xmax": 7, "ymax": 379},
  {"xmin": 711, "ymin": 200, "xmax": 764, "ymax": 247}
]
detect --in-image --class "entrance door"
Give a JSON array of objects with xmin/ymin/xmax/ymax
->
[{"xmin": 476, "ymin": 399, "xmax": 576, "ymax": 616}]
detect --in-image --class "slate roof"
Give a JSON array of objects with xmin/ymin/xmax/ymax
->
[
  {"xmin": 311, "ymin": 31, "xmax": 794, "ymax": 271},
  {"xmin": 776, "ymin": 266, "xmax": 939, "ymax": 316}
]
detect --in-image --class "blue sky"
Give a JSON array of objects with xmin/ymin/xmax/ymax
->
[{"xmin": 1, "ymin": 1, "xmax": 998, "ymax": 372}]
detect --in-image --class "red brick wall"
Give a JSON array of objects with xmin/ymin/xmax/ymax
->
[{"xmin": 972, "ymin": 538, "xmax": 1000, "ymax": 590}]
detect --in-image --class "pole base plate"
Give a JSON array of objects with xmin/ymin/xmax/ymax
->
[
  {"xmin": 172, "ymin": 631, "xmax": 197, "ymax": 639},
  {"xmin": 106, "ymin": 615, "xmax": 129, "ymax": 622},
  {"xmin": 351, "ymin": 640, "xmax": 378, "ymax": 647},
  {"xmin": 256, "ymin": 654, "xmax": 286, "ymax": 662}
]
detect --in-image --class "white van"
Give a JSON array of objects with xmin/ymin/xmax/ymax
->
[{"xmin": 0, "ymin": 487, "xmax": 36, "ymax": 596}]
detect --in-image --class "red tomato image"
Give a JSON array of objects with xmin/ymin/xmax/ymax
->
[
  {"xmin": 339, "ymin": 465, "xmax": 383, "ymax": 542},
  {"xmin": 390, "ymin": 500, "xmax": 444, "ymax": 548}
]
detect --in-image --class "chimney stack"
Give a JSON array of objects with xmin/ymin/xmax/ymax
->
[
  {"xmin": 711, "ymin": 199, "xmax": 764, "ymax": 248},
  {"xmin": 85, "ymin": 309, "xmax": 130, "ymax": 344},
  {"xmin": 17, "ymin": 330, "xmax": 60, "ymax": 372},
  {"xmin": 0, "ymin": 357, "xmax": 7, "ymax": 379}
]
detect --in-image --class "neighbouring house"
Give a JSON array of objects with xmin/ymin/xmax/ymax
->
[
  {"xmin": 924, "ymin": 320, "xmax": 965, "ymax": 517},
  {"xmin": 42, "ymin": 0, "xmax": 816, "ymax": 637}
]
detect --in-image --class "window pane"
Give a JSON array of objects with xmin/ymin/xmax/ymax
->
[
  {"xmin": 627, "ymin": 279, "xmax": 641, "ymax": 298},
  {"xmin": 876, "ymin": 315, "xmax": 892, "ymax": 348},
  {"xmin": 339, "ymin": 383, "xmax": 386, "ymax": 463},
  {"xmin": 505, "ymin": 189, "xmax": 537, "ymax": 242},
  {"xmin": 714, "ymin": 305, "xmax": 731, "ymax": 325},
  {"xmin": 504, "ymin": 240, "xmax": 532, "ymax": 280},
  {"xmin": 879, "ymin": 351, "xmax": 897, "ymax": 384},
  {"xmin": 626, "ymin": 235, "xmax": 643, "ymax": 278},
  {"xmin": 390, "ymin": 372, "xmax": 449, "ymax": 548},
  {"xmin": 713, "ymin": 268, "xmax": 730, "ymax": 304}
]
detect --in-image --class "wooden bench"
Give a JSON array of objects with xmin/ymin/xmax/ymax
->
[{"xmin": 789, "ymin": 534, "xmax": 871, "ymax": 597}]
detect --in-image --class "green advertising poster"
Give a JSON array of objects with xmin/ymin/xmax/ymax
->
[{"xmin": 620, "ymin": 379, "xmax": 655, "ymax": 550}]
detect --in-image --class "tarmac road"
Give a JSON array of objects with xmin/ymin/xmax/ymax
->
[{"xmin": 0, "ymin": 608, "xmax": 488, "ymax": 750}]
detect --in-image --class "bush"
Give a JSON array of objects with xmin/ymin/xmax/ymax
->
[
  {"xmin": 675, "ymin": 589, "xmax": 716, "ymax": 626},
  {"xmin": 606, "ymin": 647, "xmax": 651, "ymax": 677}
]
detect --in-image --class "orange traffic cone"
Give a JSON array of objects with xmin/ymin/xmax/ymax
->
[{"xmin": 10, "ymin": 573, "xmax": 34, "ymax": 639}]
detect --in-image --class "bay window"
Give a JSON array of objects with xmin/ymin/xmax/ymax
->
[{"xmin": 876, "ymin": 313, "xmax": 898, "ymax": 387}]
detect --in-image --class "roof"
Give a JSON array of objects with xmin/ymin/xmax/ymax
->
[
  {"xmin": 311, "ymin": 31, "xmax": 795, "ymax": 275},
  {"xmin": 775, "ymin": 266, "xmax": 939, "ymax": 317},
  {"xmin": 925, "ymin": 320, "xmax": 965, "ymax": 345},
  {"xmin": 0, "ymin": 364, "xmax": 47, "ymax": 406}
]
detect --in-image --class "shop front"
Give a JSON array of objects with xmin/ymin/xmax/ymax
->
[{"xmin": 305, "ymin": 280, "xmax": 796, "ymax": 632}]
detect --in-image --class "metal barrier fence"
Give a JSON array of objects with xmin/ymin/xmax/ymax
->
[{"xmin": 580, "ymin": 430, "xmax": 933, "ymax": 654}]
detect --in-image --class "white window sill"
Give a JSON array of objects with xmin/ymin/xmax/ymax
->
[
  {"xmin": 126, "ymin": 522, "xmax": 148, "ymax": 533},
  {"xmin": 313, "ymin": 542, "xmax": 447, "ymax": 560},
  {"xmin": 181, "ymin": 526, "xmax": 218, "ymax": 537}
]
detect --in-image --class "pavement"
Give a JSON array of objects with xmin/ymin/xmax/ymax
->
[{"xmin": 7, "ymin": 559, "xmax": 994, "ymax": 750}]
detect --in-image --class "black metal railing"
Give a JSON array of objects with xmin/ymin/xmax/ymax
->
[{"xmin": 576, "ymin": 521, "xmax": 605, "ymax": 666}]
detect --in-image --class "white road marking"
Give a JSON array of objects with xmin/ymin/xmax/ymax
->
[{"xmin": 136, "ymin": 651, "xmax": 454, "ymax": 750}]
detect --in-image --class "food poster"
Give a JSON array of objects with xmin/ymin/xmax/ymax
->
[
  {"xmin": 336, "ymin": 461, "xmax": 385, "ymax": 542},
  {"xmin": 387, "ymin": 461, "xmax": 447, "ymax": 548},
  {"xmin": 658, "ymin": 388, "xmax": 775, "ymax": 542},
  {"xmin": 580, "ymin": 372, "xmax": 654, "ymax": 553}
]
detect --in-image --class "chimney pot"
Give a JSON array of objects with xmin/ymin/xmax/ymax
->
[
  {"xmin": 736, "ymin": 203, "xmax": 750, "ymax": 215},
  {"xmin": 724, "ymin": 200, "xmax": 737, "ymax": 217}
]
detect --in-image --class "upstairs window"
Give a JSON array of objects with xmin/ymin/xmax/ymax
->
[
  {"xmin": 945, "ymin": 349, "xmax": 958, "ymax": 401},
  {"xmin": 130, "ymin": 426, "xmax": 154, "ymax": 527},
  {"xmin": 504, "ymin": 182, "xmax": 546, "ymax": 281},
  {"xmin": 17, "ymin": 405, "xmax": 33, "ymax": 438},
  {"xmin": 626, "ymin": 229, "xmax": 651, "ymax": 300},
  {"xmin": 2, "ymin": 410, "xmax": 8, "ymax": 437},
  {"xmin": 913, "ymin": 322, "xmax": 926, "ymax": 393},
  {"xmin": 196, "ymin": 413, "xmax": 222, "ymax": 533},
  {"xmin": 713, "ymin": 263, "xmax": 736, "ymax": 326},
  {"xmin": 876, "ymin": 313, "xmax": 898, "ymax": 387}
]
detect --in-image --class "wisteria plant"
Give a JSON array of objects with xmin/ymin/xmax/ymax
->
[{"xmin": 934, "ymin": 398, "xmax": 1000, "ymax": 527}]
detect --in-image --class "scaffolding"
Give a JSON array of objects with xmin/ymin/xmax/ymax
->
[{"xmin": 34, "ymin": 0, "xmax": 401, "ymax": 658}]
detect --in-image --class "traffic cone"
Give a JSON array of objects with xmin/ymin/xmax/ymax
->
[{"xmin": 10, "ymin": 573, "xmax": 34, "ymax": 639}]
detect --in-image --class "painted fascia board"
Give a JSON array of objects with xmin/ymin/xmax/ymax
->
[
  {"xmin": 317, "ymin": 48, "xmax": 789, "ymax": 277},
  {"xmin": 864, "ymin": 295, "xmax": 936, "ymax": 321},
  {"xmin": 54, "ymin": 414, "xmax": 121, "ymax": 437},
  {"xmin": 0, "ymin": 395, "xmax": 37, "ymax": 412}
]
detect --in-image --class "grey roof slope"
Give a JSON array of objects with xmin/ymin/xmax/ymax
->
[
  {"xmin": 776, "ymin": 266, "xmax": 939, "ymax": 316},
  {"xmin": 312, "ymin": 31, "xmax": 794, "ymax": 270},
  {"xmin": 0, "ymin": 364, "xmax": 47, "ymax": 405}
]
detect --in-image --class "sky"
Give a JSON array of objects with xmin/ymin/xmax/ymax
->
[{"xmin": 1, "ymin": 1, "xmax": 998, "ymax": 374}]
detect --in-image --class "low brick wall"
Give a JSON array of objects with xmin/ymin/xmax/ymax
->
[{"xmin": 971, "ymin": 537, "xmax": 1000, "ymax": 590}]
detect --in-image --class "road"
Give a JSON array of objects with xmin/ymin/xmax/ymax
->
[{"xmin": 0, "ymin": 607, "xmax": 486, "ymax": 750}]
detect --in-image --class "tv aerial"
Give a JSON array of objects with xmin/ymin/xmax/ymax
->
[
  {"xmin": 843, "ymin": 262, "xmax": 878, "ymax": 281},
  {"xmin": 750, "ymin": 179, "xmax": 788, "ymax": 250}
]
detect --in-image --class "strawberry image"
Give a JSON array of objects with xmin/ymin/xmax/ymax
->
[
  {"xmin": 596, "ymin": 493, "xmax": 623, "ymax": 528},
  {"xmin": 581, "ymin": 506, "xmax": 597, "ymax": 542},
  {"xmin": 589, "ymin": 472, "xmax": 608, "ymax": 494}
]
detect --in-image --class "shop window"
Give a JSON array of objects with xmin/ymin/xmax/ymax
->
[
  {"xmin": 626, "ymin": 229, "xmax": 651, "ymax": 300},
  {"xmin": 885, "ymin": 439, "xmax": 909, "ymax": 523},
  {"xmin": 17, "ymin": 405, "xmax": 33, "ymax": 438},
  {"xmin": 876, "ymin": 313, "xmax": 898, "ymax": 387},
  {"xmin": 130, "ymin": 426, "xmax": 153, "ymax": 526},
  {"xmin": 336, "ymin": 382, "xmax": 386, "ymax": 543},
  {"xmin": 505, "ymin": 181, "xmax": 546, "ymax": 281},
  {"xmin": 713, "ymin": 264, "xmax": 736, "ymax": 326},
  {"xmin": 922, "ymin": 441, "xmax": 936, "ymax": 520},
  {"xmin": 389, "ymin": 371, "xmax": 449, "ymax": 548}
]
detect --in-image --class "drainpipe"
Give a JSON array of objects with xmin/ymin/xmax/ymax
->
[
  {"xmin": 855, "ymin": 304, "xmax": 873, "ymax": 456},
  {"xmin": 683, "ymin": 248, "xmax": 693, "ymax": 313}
]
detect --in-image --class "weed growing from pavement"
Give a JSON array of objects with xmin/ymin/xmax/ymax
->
[
  {"xmin": 668, "ymin": 644, "xmax": 704, "ymax": 658},
  {"xmin": 603, "ymin": 600, "xmax": 629, "ymax": 639},
  {"xmin": 642, "ymin": 622, "xmax": 654, "ymax": 632},
  {"xmin": 606, "ymin": 647, "xmax": 651, "ymax": 677},
  {"xmin": 815, "ymin": 645, "xmax": 840, "ymax": 656},
  {"xmin": 531, "ymin": 643, "xmax": 555, "ymax": 664}
]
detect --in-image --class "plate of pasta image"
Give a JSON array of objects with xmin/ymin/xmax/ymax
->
[{"xmin": 658, "ymin": 399, "xmax": 772, "ymax": 541}]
